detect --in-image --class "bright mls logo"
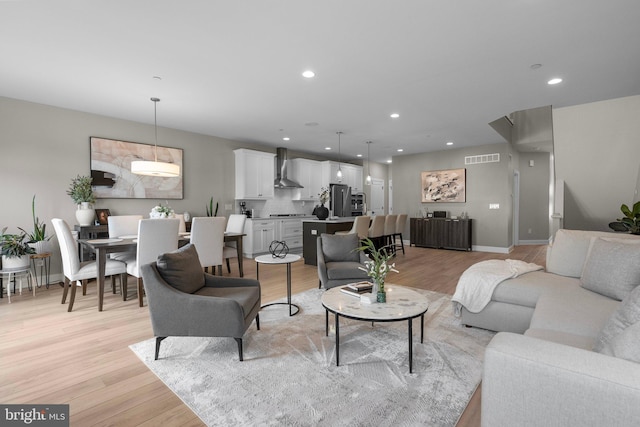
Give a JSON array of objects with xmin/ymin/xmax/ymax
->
[{"xmin": 1, "ymin": 405, "xmax": 69, "ymax": 426}]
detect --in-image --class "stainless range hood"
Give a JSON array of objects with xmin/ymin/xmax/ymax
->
[{"xmin": 274, "ymin": 147, "xmax": 303, "ymax": 188}]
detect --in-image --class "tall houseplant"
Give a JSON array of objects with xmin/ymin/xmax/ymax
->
[
  {"xmin": 19, "ymin": 195, "xmax": 52, "ymax": 254},
  {"xmin": 67, "ymin": 175, "xmax": 96, "ymax": 226}
]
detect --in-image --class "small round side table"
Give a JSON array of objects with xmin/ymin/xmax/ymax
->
[
  {"xmin": 30, "ymin": 252, "xmax": 52, "ymax": 288},
  {"xmin": 255, "ymin": 253, "xmax": 301, "ymax": 316}
]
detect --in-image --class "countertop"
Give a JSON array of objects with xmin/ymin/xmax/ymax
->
[{"xmin": 302, "ymin": 217, "xmax": 356, "ymax": 223}]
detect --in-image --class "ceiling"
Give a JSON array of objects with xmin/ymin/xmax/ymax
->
[{"xmin": 1, "ymin": 1, "xmax": 639, "ymax": 163}]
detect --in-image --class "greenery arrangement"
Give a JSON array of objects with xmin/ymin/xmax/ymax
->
[
  {"xmin": 19, "ymin": 195, "xmax": 51, "ymax": 242},
  {"xmin": 206, "ymin": 197, "xmax": 219, "ymax": 217},
  {"xmin": 0, "ymin": 227, "xmax": 36, "ymax": 258},
  {"xmin": 150, "ymin": 202, "xmax": 175, "ymax": 219},
  {"xmin": 67, "ymin": 175, "xmax": 95, "ymax": 205},
  {"xmin": 618, "ymin": 201, "xmax": 640, "ymax": 234},
  {"xmin": 356, "ymin": 238, "xmax": 399, "ymax": 299}
]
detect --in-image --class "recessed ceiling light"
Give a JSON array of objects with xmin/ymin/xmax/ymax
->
[
  {"xmin": 356, "ymin": 154, "xmax": 363, "ymax": 157},
  {"xmin": 386, "ymin": 159, "xmax": 392, "ymax": 164},
  {"xmin": 390, "ymin": 113, "xmax": 400, "ymax": 118},
  {"xmin": 446, "ymin": 141, "xmax": 454, "ymax": 146},
  {"xmin": 302, "ymin": 70, "xmax": 315, "ymax": 78},
  {"xmin": 548, "ymin": 77, "xmax": 563, "ymax": 85},
  {"xmin": 325, "ymin": 147, "xmax": 331, "ymax": 151},
  {"xmin": 282, "ymin": 137, "xmax": 290, "ymax": 141},
  {"xmin": 397, "ymin": 148, "xmax": 404, "ymax": 152},
  {"xmin": 530, "ymin": 64, "xmax": 542, "ymax": 70}
]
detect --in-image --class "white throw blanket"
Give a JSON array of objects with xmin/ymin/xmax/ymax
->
[{"xmin": 452, "ymin": 259, "xmax": 543, "ymax": 316}]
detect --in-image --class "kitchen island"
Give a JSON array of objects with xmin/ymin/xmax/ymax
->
[{"xmin": 302, "ymin": 218, "xmax": 355, "ymax": 265}]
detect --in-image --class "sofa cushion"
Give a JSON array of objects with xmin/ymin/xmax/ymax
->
[
  {"xmin": 525, "ymin": 328, "xmax": 595, "ymax": 350},
  {"xmin": 156, "ymin": 243, "xmax": 205, "ymax": 294},
  {"xmin": 546, "ymin": 229, "xmax": 595, "ymax": 277},
  {"xmin": 529, "ymin": 287, "xmax": 619, "ymax": 339},
  {"xmin": 580, "ymin": 238, "xmax": 640, "ymax": 301},
  {"xmin": 593, "ymin": 285, "xmax": 640, "ymax": 362},
  {"xmin": 492, "ymin": 271, "xmax": 579, "ymax": 308},
  {"xmin": 321, "ymin": 233, "xmax": 360, "ymax": 262}
]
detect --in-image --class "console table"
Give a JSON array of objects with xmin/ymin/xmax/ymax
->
[{"xmin": 409, "ymin": 217, "xmax": 472, "ymax": 251}]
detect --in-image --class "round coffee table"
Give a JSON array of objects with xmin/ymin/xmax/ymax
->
[
  {"xmin": 321, "ymin": 284, "xmax": 430, "ymax": 373},
  {"xmin": 255, "ymin": 253, "xmax": 301, "ymax": 316}
]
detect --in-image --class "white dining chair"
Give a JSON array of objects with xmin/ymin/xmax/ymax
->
[
  {"xmin": 107, "ymin": 215, "xmax": 142, "ymax": 261},
  {"xmin": 223, "ymin": 214, "xmax": 246, "ymax": 275},
  {"xmin": 125, "ymin": 218, "xmax": 180, "ymax": 307},
  {"xmin": 190, "ymin": 217, "xmax": 226, "ymax": 275},
  {"xmin": 175, "ymin": 214, "xmax": 187, "ymax": 234},
  {"xmin": 51, "ymin": 218, "xmax": 127, "ymax": 312}
]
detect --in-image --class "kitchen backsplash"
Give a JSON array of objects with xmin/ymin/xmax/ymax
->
[{"xmin": 239, "ymin": 189, "xmax": 318, "ymax": 218}]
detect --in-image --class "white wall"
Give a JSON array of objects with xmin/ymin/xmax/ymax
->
[
  {"xmin": 518, "ymin": 152, "xmax": 551, "ymax": 241},
  {"xmin": 554, "ymin": 95, "xmax": 640, "ymax": 230}
]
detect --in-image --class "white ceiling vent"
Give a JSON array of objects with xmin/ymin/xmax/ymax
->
[{"xmin": 465, "ymin": 153, "xmax": 500, "ymax": 165}]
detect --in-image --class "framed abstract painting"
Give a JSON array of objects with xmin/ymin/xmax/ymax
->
[
  {"xmin": 90, "ymin": 136, "xmax": 183, "ymax": 199},
  {"xmin": 421, "ymin": 168, "xmax": 466, "ymax": 202}
]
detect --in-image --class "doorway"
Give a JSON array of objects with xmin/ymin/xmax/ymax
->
[{"xmin": 370, "ymin": 178, "xmax": 384, "ymax": 215}]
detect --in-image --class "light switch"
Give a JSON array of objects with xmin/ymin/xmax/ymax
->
[
  {"xmin": 311, "ymin": 229, "xmax": 317, "ymax": 235},
  {"xmin": 489, "ymin": 203, "xmax": 500, "ymax": 209}
]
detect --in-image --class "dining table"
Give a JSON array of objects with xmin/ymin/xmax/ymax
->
[{"xmin": 78, "ymin": 232, "xmax": 246, "ymax": 311}]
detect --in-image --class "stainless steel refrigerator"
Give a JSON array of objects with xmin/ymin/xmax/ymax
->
[{"xmin": 330, "ymin": 184, "xmax": 351, "ymax": 217}]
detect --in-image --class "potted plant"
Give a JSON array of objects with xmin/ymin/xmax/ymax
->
[
  {"xmin": 1, "ymin": 227, "xmax": 35, "ymax": 269},
  {"xmin": 19, "ymin": 195, "xmax": 52, "ymax": 254},
  {"xmin": 356, "ymin": 237, "xmax": 399, "ymax": 303},
  {"xmin": 67, "ymin": 175, "xmax": 96, "ymax": 225},
  {"xmin": 206, "ymin": 197, "xmax": 219, "ymax": 217},
  {"xmin": 617, "ymin": 201, "xmax": 640, "ymax": 234}
]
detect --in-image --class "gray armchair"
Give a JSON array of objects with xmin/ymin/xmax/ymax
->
[
  {"xmin": 140, "ymin": 244, "xmax": 261, "ymax": 361},
  {"xmin": 317, "ymin": 233, "xmax": 370, "ymax": 289}
]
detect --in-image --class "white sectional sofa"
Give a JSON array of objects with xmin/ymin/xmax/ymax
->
[{"xmin": 456, "ymin": 229, "xmax": 640, "ymax": 426}]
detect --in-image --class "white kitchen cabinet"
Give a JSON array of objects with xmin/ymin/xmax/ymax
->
[
  {"xmin": 234, "ymin": 149, "xmax": 275, "ymax": 200},
  {"xmin": 243, "ymin": 219, "xmax": 276, "ymax": 257},
  {"xmin": 290, "ymin": 158, "xmax": 323, "ymax": 201},
  {"xmin": 279, "ymin": 218, "xmax": 303, "ymax": 249},
  {"xmin": 321, "ymin": 161, "xmax": 363, "ymax": 192}
]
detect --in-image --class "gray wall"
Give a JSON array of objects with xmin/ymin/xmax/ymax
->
[
  {"xmin": 391, "ymin": 143, "xmax": 514, "ymax": 249},
  {"xmin": 517, "ymin": 152, "xmax": 551, "ymax": 241},
  {"xmin": 554, "ymin": 95, "xmax": 640, "ymax": 230}
]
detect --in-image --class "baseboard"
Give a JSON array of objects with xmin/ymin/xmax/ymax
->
[
  {"xmin": 471, "ymin": 245, "xmax": 512, "ymax": 254},
  {"xmin": 517, "ymin": 239, "xmax": 550, "ymax": 245}
]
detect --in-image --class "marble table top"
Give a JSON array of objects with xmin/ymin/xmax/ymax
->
[
  {"xmin": 254, "ymin": 253, "xmax": 302, "ymax": 265},
  {"xmin": 321, "ymin": 284, "xmax": 430, "ymax": 321}
]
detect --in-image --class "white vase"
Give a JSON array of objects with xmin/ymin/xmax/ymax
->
[
  {"xmin": 76, "ymin": 203, "xmax": 95, "ymax": 226},
  {"xmin": 2, "ymin": 255, "xmax": 30, "ymax": 269}
]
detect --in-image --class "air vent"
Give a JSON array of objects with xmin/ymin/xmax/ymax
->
[{"xmin": 465, "ymin": 153, "xmax": 500, "ymax": 165}]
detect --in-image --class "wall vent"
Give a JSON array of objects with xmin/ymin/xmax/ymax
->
[{"xmin": 465, "ymin": 153, "xmax": 500, "ymax": 165}]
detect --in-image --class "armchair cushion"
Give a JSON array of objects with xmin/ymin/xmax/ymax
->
[
  {"xmin": 326, "ymin": 261, "xmax": 370, "ymax": 280},
  {"xmin": 321, "ymin": 233, "xmax": 360, "ymax": 262},
  {"xmin": 156, "ymin": 243, "xmax": 205, "ymax": 294}
]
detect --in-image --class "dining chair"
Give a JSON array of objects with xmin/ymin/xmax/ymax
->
[
  {"xmin": 190, "ymin": 217, "xmax": 226, "ymax": 275},
  {"xmin": 223, "ymin": 214, "xmax": 246, "ymax": 275},
  {"xmin": 107, "ymin": 215, "xmax": 142, "ymax": 262},
  {"xmin": 175, "ymin": 214, "xmax": 187, "ymax": 234},
  {"xmin": 125, "ymin": 218, "xmax": 180, "ymax": 307},
  {"xmin": 383, "ymin": 214, "xmax": 397, "ymax": 253},
  {"xmin": 335, "ymin": 216, "xmax": 370, "ymax": 239},
  {"xmin": 393, "ymin": 214, "xmax": 408, "ymax": 255},
  {"xmin": 51, "ymin": 218, "xmax": 127, "ymax": 312},
  {"xmin": 367, "ymin": 215, "xmax": 385, "ymax": 250}
]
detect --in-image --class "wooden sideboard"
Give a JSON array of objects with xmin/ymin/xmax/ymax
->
[{"xmin": 409, "ymin": 218, "xmax": 472, "ymax": 251}]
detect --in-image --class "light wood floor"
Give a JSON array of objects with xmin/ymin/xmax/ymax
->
[{"xmin": 0, "ymin": 244, "xmax": 546, "ymax": 426}]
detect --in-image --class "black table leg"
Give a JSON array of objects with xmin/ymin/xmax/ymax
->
[
  {"xmin": 421, "ymin": 313, "xmax": 425, "ymax": 343},
  {"xmin": 325, "ymin": 309, "xmax": 328, "ymax": 336},
  {"xmin": 335, "ymin": 313, "xmax": 340, "ymax": 366},
  {"xmin": 409, "ymin": 318, "xmax": 413, "ymax": 373}
]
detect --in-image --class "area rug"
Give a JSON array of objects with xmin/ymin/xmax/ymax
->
[{"xmin": 130, "ymin": 288, "xmax": 495, "ymax": 426}]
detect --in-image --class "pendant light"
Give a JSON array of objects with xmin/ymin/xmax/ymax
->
[
  {"xmin": 365, "ymin": 141, "xmax": 372, "ymax": 185},
  {"xmin": 131, "ymin": 97, "xmax": 181, "ymax": 177},
  {"xmin": 336, "ymin": 131, "xmax": 343, "ymax": 181}
]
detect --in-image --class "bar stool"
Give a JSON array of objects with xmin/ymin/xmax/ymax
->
[
  {"xmin": 393, "ymin": 214, "xmax": 408, "ymax": 255},
  {"xmin": 383, "ymin": 214, "xmax": 397, "ymax": 253},
  {"xmin": 367, "ymin": 215, "xmax": 385, "ymax": 250}
]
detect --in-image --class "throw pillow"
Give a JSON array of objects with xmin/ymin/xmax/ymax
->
[
  {"xmin": 321, "ymin": 233, "xmax": 360, "ymax": 263},
  {"xmin": 593, "ymin": 285, "xmax": 640, "ymax": 363},
  {"xmin": 546, "ymin": 230, "xmax": 594, "ymax": 278},
  {"xmin": 156, "ymin": 243, "xmax": 205, "ymax": 294},
  {"xmin": 580, "ymin": 237, "xmax": 640, "ymax": 300}
]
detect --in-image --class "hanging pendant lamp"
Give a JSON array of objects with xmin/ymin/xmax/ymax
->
[
  {"xmin": 131, "ymin": 97, "xmax": 181, "ymax": 177},
  {"xmin": 336, "ymin": 131, "xmax": 343, "ymax": 181},
  {"xmin": 366, "ymin": 141, "xmax": 372, "ymax": 185}
]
